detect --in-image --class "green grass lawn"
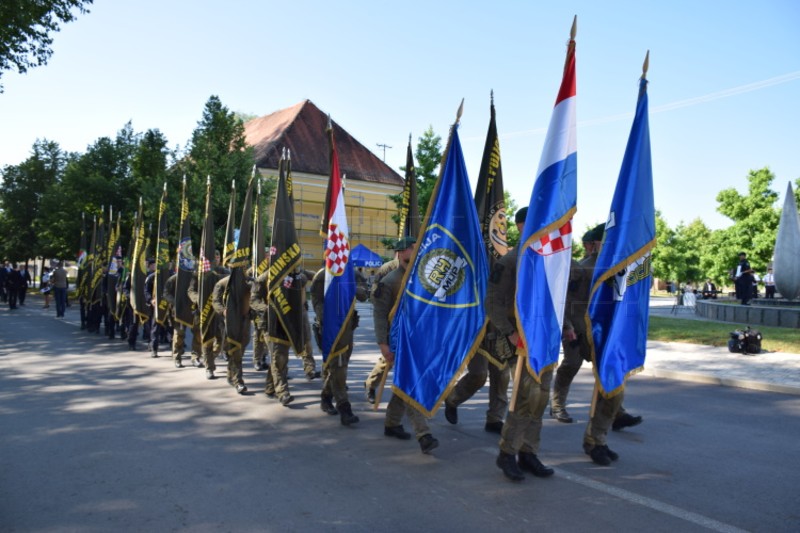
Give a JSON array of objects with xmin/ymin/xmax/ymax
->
[{"xmin": 649, "ymin": 316, "xmax": 800, "ymax": 353}]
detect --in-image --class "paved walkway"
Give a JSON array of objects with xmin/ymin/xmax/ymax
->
[{"xmin": 645, "ymin": 296, "xmax": 800, "ymax": 395}]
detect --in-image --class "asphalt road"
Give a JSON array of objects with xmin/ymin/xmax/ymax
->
[{"xmin": 1, "ymin": 299, "xmax": 799, "ymax": 532}]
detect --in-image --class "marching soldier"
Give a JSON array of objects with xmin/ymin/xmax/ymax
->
[
  {"xmin": 310, "ymin": 267, "xmax": 368, "ymax": 426},
  {"xmin": 211, "ymin": 274, "xmax": 250, "ymax": 394},
  {"xmin": 143, "ymin": 259, "xmax": 160, "ymax": 358},
  {"xmin": 487, "ymin": 207, "xmax": 555, "ymax": 482},
  {"xmin": 187, "ymin": 251, "xmax": 226, "ymax": 379},
  {"xmin": 163, "ymin": 269, "xmax": 202, "ymax": 369},
  {"xmin": 363, "ymin": 253, "xmax": 399, "ymax": 403},
  {"xmin": 373, "ymin": 236, "xmax": 439, "ymax": 454}
]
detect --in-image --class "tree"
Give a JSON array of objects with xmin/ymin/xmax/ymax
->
[
  {"xmin": 504, "ymin": 190, "xmax": 520, "ymax": 248},
  {"xmin": 0, "ymin": 0, "xmax": 93, "ymax": 92},
  {"xmin": 711, "ymin": 167, "xmax": 781, "ymax": 281},
  {"xmin": 182, "ymin": 95, "xmax": 255, "ymax": 245},
  {"xmin": 415, "ymin": 126, "xmax": 443, "ymax": 215},
  {"xmin": 37, "ymin": 123, "xmax": 140, "ymax": 258},
  {"xmin": 0, "ymin": 139, "xmax": 65, "ymax": 260}
]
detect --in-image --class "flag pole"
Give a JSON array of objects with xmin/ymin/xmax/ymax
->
[
  {"xmin": 379, "ymin": 98, "xmax": 463, "ymax": 411},
  {"xmin": 509, "ymin": 16, "xmax": 576, "ymax": 413},
  {"xmin": 373, "ymin": 361, "xmax": 392, "ymax": 411}
]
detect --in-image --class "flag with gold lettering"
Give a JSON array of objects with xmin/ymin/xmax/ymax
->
[
  {"xmin": 225, "ymin": 176, "xmax": 254, "ymax": 358},
  {"xmin": 154, "ymin": 185, "xmax": 170, "ymax": 325},
  {"xmin": 175, "ymin": 178, "xmax": 195, "ymax": 327},
  {"xmin": 398, "ymin": 136, "xmax": 421, "ymax": 239},
  {"xmin": 268, "ymin": 151, "xmax": 306, "ymax": 354}
]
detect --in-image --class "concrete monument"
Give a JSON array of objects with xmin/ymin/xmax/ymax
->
[{"xmin": 773, "ymin": 182, "xmax": 800, "ymax": 300}]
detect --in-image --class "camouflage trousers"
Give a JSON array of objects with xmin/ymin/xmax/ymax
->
[{"xmin": 499, "ymin": 360, "xmax": 553, "ymax": 456}]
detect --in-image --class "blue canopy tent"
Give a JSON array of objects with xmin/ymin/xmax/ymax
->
[{"xmin": 350, "ymin": 243, "xmax": 383, "ymax": 268}]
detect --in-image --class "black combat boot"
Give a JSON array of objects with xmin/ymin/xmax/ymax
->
[
  {"xmin": 338, "ymin": 402, "xmax": 359, "ymax": 426},
  {"xmin": 496, "ymin": 452, "xmax": 524, "ymax": 482},
  {"xmin": 518, "ymin": 452, "xmax": 554, "ymax": 477},
  {"xmin": 320, "ymin": 394, "xmax": 338, "ymax": 415}
]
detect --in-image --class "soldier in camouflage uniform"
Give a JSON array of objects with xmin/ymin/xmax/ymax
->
[
  {"xmin": 373, "ymin": 237, "xmax": 438, "ymax": 454},
  {"xmin": 487, "ymin": 208, "xmax": 555, "ymax": 482},
  {"xmin": 163, "ymin": 270, "xmax": 202, "ymax": 369},
  {"xmin": 310, "ymin": 267, "xmax": 368, "ymax": 426},
  {"xmin": 211, "ymin": 274, "xmax": 250, "ymax": 394},
  {"xmin": 363, "ymin": 255, "xmax": 398, "ymax": 403}
]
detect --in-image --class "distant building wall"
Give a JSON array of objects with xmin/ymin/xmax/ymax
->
[{"xmin": 259, "ymin": 169, "xmax": 401, "ymax": 271}]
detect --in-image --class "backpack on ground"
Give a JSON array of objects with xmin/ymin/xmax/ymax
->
[{"xmin": 727, "ymin": 327, "xmax": 762, "ymax": 354}]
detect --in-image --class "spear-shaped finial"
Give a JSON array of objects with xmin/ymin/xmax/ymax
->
[
  {"xmin": 641, "ymin": 50, "xmax": 650, "ymax": 80},
  {"xmin": 231, "ymin": 179, "xmax": 235, "ymax": 190},
  {"xmin": 287, "ymin": 148, "xmax": 291, "ymax": 161},
  {"xmin": 182, "ymin": 174, "xmax": 186, "ymax": 185},
  {"xmin": 327, "ymin": 113, "xmax": 332, "ymax": 130},
  {"xmin": 206, "ymin": 175, "xmax": 211, "ymax": 186},
  {"xmin": 82, "ymin": 211, "xmax": 85, "ymax": 221},
  {"xmin": 408, "ymin": 132, "xmax": 412, "ymax": 144},
  {"xmin": 455, "ymin": 98, "xmax": 464, "ymax": 125},
  {"xmin": 570, "ymin": 15, "xmax": 577, "ymax": 40},
  {"xmin": 109, "ymin": 205, "xmax": 113, "ymax": 221},
  {"xmin": 281, "ymin": 146, "xmax": 286, "ymax": 160},
  {"xmin": 490, "ymin": 89, "xmax": 494, "ymax": 105},
  {"xmin": 163, "ymin": 181, "xmax": 167, "ymax": 192},
  {"xmin": 251, "ymin": 164, "xmax": 256, "ymax": 178},
  {"xmin": 138, "ymin": 196, "xmax": 142, "ymax": 207}
]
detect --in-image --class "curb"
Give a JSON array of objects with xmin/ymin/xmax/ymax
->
[{"xmin": 641, "ymin": 367, "xmax": 800, "ymax": 396}]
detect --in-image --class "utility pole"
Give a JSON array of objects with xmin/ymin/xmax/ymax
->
[{"xmin": 376, "ymin": 143, "xmax": 392, "ymax": 162}]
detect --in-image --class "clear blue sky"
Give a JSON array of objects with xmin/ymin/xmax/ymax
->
[{"xmin": 1, "ymin": 0, "xmax": 798, "ymax": 234}]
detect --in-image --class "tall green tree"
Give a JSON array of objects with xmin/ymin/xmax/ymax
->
[
  {"xmin": 415, "ymin": 126, "xmax": 443, "ymax": 215},
  {"xmin": 711, "ymin": 167, "xmax": 781, "ymax": 281},
  {"xmin": 0, "ymin": 0, "xmax": 93, "ymax": 92},
  {"xmin": 182, "ymin": 95, "xmax": 255, "ymax": 245},
  {"xmin": 0, "ymin": 139, "xmax": 65, "ymax": 260},
  {"xmin": 38, "ymin": 123, "xmax": 140, "ymax": 258}
]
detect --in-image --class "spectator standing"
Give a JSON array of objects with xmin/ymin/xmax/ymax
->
[
  {"xmin": 764, "ymin": 267, "xmax": 776, "ymax": 298},
  {"xmin": 41, "ymin": 267, "xmax": 52, "ymax": 308},
  {"xmin": 734, "ymin": 252, "xmax": 754, "ymax": 305},
  {"xmin": 51, "ymin": 262, "xmax": 68, "ymax": 318},
  {"xmin": 6, "ymin": 263, "xmax": 22, "ymax": 309},
  {"xmin": 18, "ymin": 265, "xmax": 32, "ymax": 305}
]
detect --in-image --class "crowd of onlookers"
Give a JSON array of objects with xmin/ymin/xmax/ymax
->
[
  {"xmin": 2, "ymin": 261, "xmax": 70, "ymax": 314},
  {"xmin": 1, "ymin": 262, "xmax": 32, "ymax": 310},
  {"xmin": 663, "ymin": 252, "xmax": 777, "ymax": 305}
]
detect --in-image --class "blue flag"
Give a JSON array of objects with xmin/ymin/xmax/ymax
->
[
  {"xmin": 588, "ymin": 77, "xmax": 655, "ymax": 397},
  {"xmin": 390, "ymin": 126, "xmax": 488, "ymax": 416}
]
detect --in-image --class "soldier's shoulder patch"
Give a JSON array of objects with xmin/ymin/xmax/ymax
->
[{"xmin": 489, "ymin": 263, "xmax": 505, "ymax": 284}]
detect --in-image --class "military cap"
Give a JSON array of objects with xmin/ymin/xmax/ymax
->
[
  {"xmin": 394, "ymin": 236, "xmax": 417, "ymax": 251},
  {"xmin": 582, "ymin": 223, "xmax": 605, "ymax": 243},
  {"xmin": 146, "ymin": 258, "xmax": 156, "ymax": 265}
]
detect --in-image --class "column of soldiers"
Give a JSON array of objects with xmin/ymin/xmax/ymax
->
[{"xmin": 65, "ymin": 213, "xmax": 644, "ymax": 477}]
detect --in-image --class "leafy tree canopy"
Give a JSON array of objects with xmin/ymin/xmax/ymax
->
[{"xmin": 0, "ymin": 0, "xmax": 92, "ymax": 92}]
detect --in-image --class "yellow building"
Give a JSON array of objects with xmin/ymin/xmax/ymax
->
[{"xmin": 244, "ymin": 100, "xmax": 404, "ymax": 270}]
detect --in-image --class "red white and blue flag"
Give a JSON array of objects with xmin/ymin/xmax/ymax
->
[
  {"xmin": 321, "ymin": 120, "xmax": 356, "ymax": 363},
  {"xmin": 515, "ymin": 27, "xmax": 577, "ymax": 379}
]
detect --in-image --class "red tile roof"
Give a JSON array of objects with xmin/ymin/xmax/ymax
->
[{"xmin": 244, "ymin": 100, "xmax": 403, "ymax": 186}]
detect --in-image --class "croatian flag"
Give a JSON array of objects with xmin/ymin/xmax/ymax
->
[
  {"xmin": 515, "ymin": 33, "xmax": 577, "ymax": 379},
  {"xmin": 322, "ymin": 130, "xmax": 356, "ymax": 363}
]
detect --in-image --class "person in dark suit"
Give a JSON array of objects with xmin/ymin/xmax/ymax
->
[
  {"xmin": 18, "ymin": 265, "xmax": 31, "ymax": 305},
  {"xmin": 6, "ymin": 263, "xmax": 22, "ymax": 309}
]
